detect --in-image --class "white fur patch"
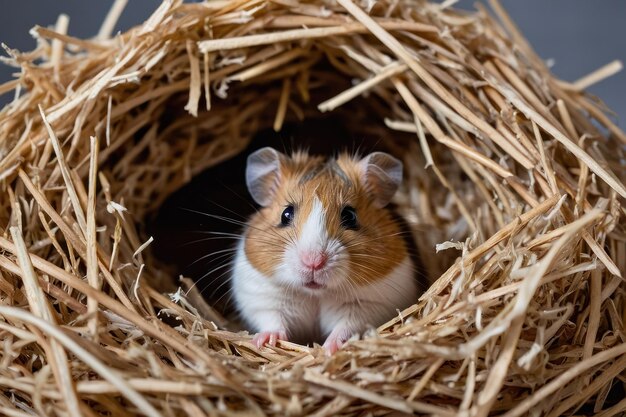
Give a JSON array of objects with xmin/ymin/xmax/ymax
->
[{"xmin": 298, "ymin": 197, "xmax": 327, "ymax": 254}]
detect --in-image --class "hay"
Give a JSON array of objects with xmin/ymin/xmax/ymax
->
[{"xmin": 0, "ymin": 0, "xmax": 625, "ymax": 415}]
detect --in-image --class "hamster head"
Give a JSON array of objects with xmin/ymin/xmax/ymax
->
[{"xmin": 243, "ymin": 147, "xmax": 409, "ymax": 294}]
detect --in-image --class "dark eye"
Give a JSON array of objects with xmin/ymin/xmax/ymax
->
[
  {"xmin": 341, "ymin": 206, "xmax": 358, "ymax": 230},
  {"xmin": 280, "ymin": 205, "xmax": 294, "ymax": 226}
]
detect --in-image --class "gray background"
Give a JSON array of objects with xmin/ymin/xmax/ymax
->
[{"xmin": 0, "ymin": 0, "xmax": 624, "ymax": 126}]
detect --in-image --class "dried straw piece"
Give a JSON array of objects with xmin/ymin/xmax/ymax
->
[
  {"xmin": 39, "ymin": 106, "xmax": 88, "ymax": 236},
  {"xmin": 184, "ymin": 40, "xmax": 202, "ymax": 117},
  {"xmin": 198, "ymin": 20, "xmax": 436, "ymax": 52},
  {"xmin": 97, "ymin": 0, "xmax": 128, "ymax": 41},
  {"xmin": 0, "ymin": 0, "xmax": 625, "ymax": 415},
  {"xmin": 273, "ymin": 77, "xmax": 291, "ymax": 131},
  {"xmin": 85, "ymin": 137, "xmax": 101, "ymax": 338},
  {"xmin": 50, "ymin": 14, "xmax": 69, "ymax": 84},
  {"xmin": 9, "ymin": 227, "xmax": 82, "ymax": 417}
]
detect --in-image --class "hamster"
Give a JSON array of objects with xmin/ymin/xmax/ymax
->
[{"xmin": 232, "ymin": 147, "xmax": 419, "ymax": 353}]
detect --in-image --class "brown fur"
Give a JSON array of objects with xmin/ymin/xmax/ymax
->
[{"xmin": 245, "ymin": 151, "xmax": 408, "ymax": 286}]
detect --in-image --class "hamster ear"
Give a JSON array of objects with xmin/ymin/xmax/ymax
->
[
  {"xmin": 246, "ymin": 147, "xmax": 284, "ymax": 206},
  {"xmin": 358, "ymin": 152, "xmax": 403, "ymax": 208}
]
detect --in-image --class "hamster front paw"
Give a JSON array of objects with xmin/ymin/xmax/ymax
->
[
  {"xmin": 323, "ymin": 327, "xmax": 354, "ymax": 355},
  {"xmin": 253, "ymin": 330, "xmax": 288, "ymax": 348}
]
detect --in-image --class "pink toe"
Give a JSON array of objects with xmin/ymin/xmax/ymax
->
[
  {"xmin": 253, "ymin": 330, "xmax": 287, "ymax": 348},
  {"xmin": 323, "ymin": 328, "xmax": 354, "ymax": 355},
  {"xmin": 325, "ymin": 340, "xmax": 340, "ymax": 355},
  {"xmin": 323, "ymin": 336, "xmax": 345, "ymax": 355},
  {"xmin": 253, "ymin": 332, "xmax": 268, "ymax": 348}
]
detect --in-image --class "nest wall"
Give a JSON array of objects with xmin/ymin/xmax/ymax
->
[{"xmin": 0, "ymin": 0, "xmax": 625, "ymax": 416}]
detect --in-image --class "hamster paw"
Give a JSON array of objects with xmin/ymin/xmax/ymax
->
[
  {"xmin": 253, "ymin": 330, "xmax": 287, "ymax": 348},
  {"xmin": 323, "ymin": 328, "xmax": 353, "ymax": 355}
]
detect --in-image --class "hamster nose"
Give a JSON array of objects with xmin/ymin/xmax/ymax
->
[{"xmin": 300, "ymin": 251, "xmax": 328, "ymax": 271}]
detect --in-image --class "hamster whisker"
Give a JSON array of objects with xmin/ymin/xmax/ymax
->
[
  {"xmin": 190, "ymin": 270, "xmax": 231, "ymax": 304},
  {"xmin": 349, "ymin": 253, "xmax": 419, "ymax": 269},
  {"xmin": 182, "ymin": 236, "xmax": 243, "ymax": 247},
  {"xmin": 369, "ymin": 279, "xmax": 414, "ymax": 306},
  {"xmin": 259, "ymin": 228, "xmax": 295, "ymax": 249},
  {"xmin": 349, "ymin": 253, "xmax": 429, "ymax": 284},
  {"xmin": 209, "ymin": 268, "xmax": 237, "ymax": 300},
  {"xmin": 190, "ymin": 211, "xmax": 295, "ymax": 247},
  {"xmin": 348, "ymin": 253, "xmax": 401, "ymax": 261},
  {"xmin": 200, "ymin": 267, "xmax": 240, "ymax": 308},
  {"xmin": 181, "ymin": 208, "xmax": 252, "ymax": 230},
  {"xmin": 186, "ymin": 248, "xmax": 239, "ymax": 269},
  {"xmin": 190, "ymin": 246, "xmax": 286, "ymax": 278},
  {"xmin": 202, "ymin": 198, "xmax": 258, "ymax": 222},
  {"xmin": 342, "ymin": 275, "xmax": 362, "ymax": 308},
  {"xmin": 340, "ymin": 261, "xmax": 411, "ymax": 303},
  {"xmin": 337, "ymin": 266, "xmax": 359, "ymax": 298},
  {"xmin": 186, "ymin": 230, "xmax": 245, "ymax": 240},
  {"xmin": 341, "ymin": 231, "xmax": 412, "ymax": 249},
  {"xmin": 186, "ymin": 234, "xmax": 288, "ymax": 250},
  {"xmin": 213, "ymin": 281, "xmax": 237, "ymax": 307},
  {"xmin": 344, "ymin": 260, "xmax": 385, "ymax": 281},
  {"xmin": 185, "ymin": 261, "xmax": 235, "ymax": 296},
  {"xmin": 193, "ymin": 231, "xmax": 243, "ymax": 236},
  {"xmin": 330, "ymin": 264, "xmax": 358, "ymax": 303},
  {"xmin": 182, "ymin": 210, "xmax": 254, "ymax": 230},
  {"xmin": 242, "ymin": 248, "xmax": 287, "ymax": 254}
]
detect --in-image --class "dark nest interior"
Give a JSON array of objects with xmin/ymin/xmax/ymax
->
[{"xmin": 0, "ymin": 0, "xmax": 625, "ymax": 416}]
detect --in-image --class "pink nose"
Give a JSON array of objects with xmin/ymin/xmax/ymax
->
[{"xmin": 300, "ymin": 251, "xmax": 328, "ymax": 271}]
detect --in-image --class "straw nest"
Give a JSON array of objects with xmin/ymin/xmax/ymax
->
[{"xmin": 1, "ymin": 0, "xmax": 625, "ymax": 415}]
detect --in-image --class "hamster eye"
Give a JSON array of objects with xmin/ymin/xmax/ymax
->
[
  {"xmin": 280, "ymin": 205, "xmax": 294, "ymax": 226},
  {"xmin": 340, "ymin": 206, "xmax": 358, "ymax": 230}
]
